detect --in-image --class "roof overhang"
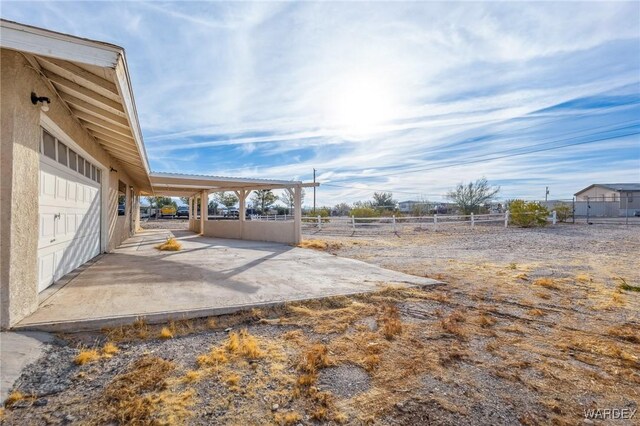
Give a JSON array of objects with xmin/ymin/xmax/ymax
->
[
  {"xmin": 1, "ymin": 19, "xmax": 152, "ymax": 192},
  {"xmin": 149, "ymin": 172, "xmax": 318, "ymax": 197}
]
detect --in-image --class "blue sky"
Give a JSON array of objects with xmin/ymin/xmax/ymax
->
[{"xmin": 3, "ymin": 1, "xmax": 639, "ymax": 205}]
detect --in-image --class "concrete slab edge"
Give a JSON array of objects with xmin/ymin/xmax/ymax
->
[{"xmin": 13, "ymin": 281, "xmax": 444, "ymax": 333}]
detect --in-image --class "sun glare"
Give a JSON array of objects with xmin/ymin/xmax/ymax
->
[{"xmin": 326, "ymin": 73, "xmax": 397, "ymax": 138}]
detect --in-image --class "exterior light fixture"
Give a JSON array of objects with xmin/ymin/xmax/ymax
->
[{"xmin": 31, "ymin": 92, "xmax": 50, "ymax": 112}]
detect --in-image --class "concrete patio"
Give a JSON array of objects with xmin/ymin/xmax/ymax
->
[{"xmin": 15, "ymin": 230, "xmax": 440, "ymax": 332}]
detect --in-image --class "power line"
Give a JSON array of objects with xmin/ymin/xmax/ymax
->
[
  {"xmin": 326, "ymin": 124, "xmax": 639, "ymax": 182},
  {"xmin": 319, "ymin": 130, "xmax": 640, "ymax": 190}
]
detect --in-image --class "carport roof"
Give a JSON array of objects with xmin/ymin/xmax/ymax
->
[{"xmin": 149, "ymin": 172, "xmax": 317, "ymax": 197}]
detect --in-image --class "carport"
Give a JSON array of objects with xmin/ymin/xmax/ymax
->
[{"xmin": 149, "ymin": 172, "xmax": 318, "ymax": 244}]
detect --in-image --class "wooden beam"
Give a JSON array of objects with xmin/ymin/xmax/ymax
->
[
  {"xmin": 37, "ymin": 56, "xmax": 120, "ymax": 101},
  {"xmin": 44, "ymin": 70, "xmax": 125, "ymax": 115},
  {"xmin": 61, "ymin": 93, "xmax": 129, "ymax": 127},
  {"xmin": 92, "ymin": 135, "xmax": 140, "ymax": 156},
  {"xmin": 72, "ymin": 109, "xmax": 132, "ymax": 137},
  {"xmin": 83, "ymin": 123, "xmax": 135, "ymax": 144}
]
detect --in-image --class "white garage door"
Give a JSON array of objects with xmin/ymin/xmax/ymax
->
[{"xmin": 38, "ymin": 129, "xmax": 102, "ymax": 292}]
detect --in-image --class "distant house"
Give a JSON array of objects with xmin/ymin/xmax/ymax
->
[
  {"xmin": 398, "ymin": 200, "xmax": 422, "ymax": 213},
  {"xmin": 574, "ymin": 183, "xmax": 640, "ymax": 216}
]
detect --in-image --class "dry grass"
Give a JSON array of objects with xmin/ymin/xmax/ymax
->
[
  {"xmin": 159, "ymin": 327, "xmax": 174, "ymax": 339},
  {"xmin": 533, "ymin": 277, "xmax": 559, "ymax": 290},
  {"xmin": 225, "ymin": 329, "xmax": 263, "ymax": 359},
  {"xmin": 527, "ymin": 308, "xmax": 545, "ymax": 317},
  {"xmin": 102, "ymin": 342, "xmax": 119, "ymax": 357},
  {"xmin": 298, "ymin": 239, "xmax": 328, "ymax": 250},
  {"xmin": 439, "ymin": 310, "xmax": 467, "ymax": 337},
  {"xmin": 275, "ymin": 411, "xmax": 302, "ymax": 425},
  {"xmin": 183, "ymin": 370, "xmax": 202, "ymax": 383},
  {"xmin": 298, "ymin": 239, "xmax": 344, "ymax": 251},
  {"xmin": 75, "ymin": 348, "xmax": 101, "ymax": 365},
  {"xmin": 155, "ymin": 237, "xmax": 182, "ymax": 251},
  {"xmin": 298, "ymin": 344, "xmax": 330, "ymax": 374},
  {"xmin": 379, "ymin": 305, "xmax": 403, "ymax": 340},
  {"xmin": 96, "ymin": 355, "xmax": 194, "ymax": 425},
  {"xmin": 4, "ymin": 392, "xmax": 25, "ymax": 408}
]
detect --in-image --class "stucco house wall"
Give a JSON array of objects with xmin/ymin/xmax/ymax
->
[{"xmin": 1, "ymin": 48, "xmax": 139, "ymax": 328}]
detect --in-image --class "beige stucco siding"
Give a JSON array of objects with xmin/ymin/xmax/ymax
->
[{"xmin": 1, "ymin": 49, "xmax": 139, "ymax": 328}]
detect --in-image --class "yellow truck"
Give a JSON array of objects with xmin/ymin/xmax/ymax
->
[{"xmin": 160, "ymin": 205, "xmax": 176, "ymax": 218}]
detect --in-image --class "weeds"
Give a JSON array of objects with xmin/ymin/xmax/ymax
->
[
  {"xmin": 379, "ymin": 305, "xmax": 403, "ymax": 340},
  {"xmin": 617, "ymin": 277, "xmax": 640, "ymax": 292},
  {"xmin": 97, "ymin": 355, "xmax": 193, "ymax": 425},
  {"xmin": 275, "ymin": 411, "xmax": 302, "ymax": 425},
  {"xmin": 4, "ymin": 392, "xmax": 25, "ymax": 408},
  {"xmin": 155, "ymin": 237, "xmax": 182, "ymax": 251},
  {"xmin": 160, "ymin": 327, "xmax": 174, "ymax": 339},
  {"xmin": 533, "ymin": 277, "xmax": 559, "ymax": 290},
  {"xmin": 225, "ymin": 329, "xmax": 263, "ymax": 359},
  {"xmin": 75, "ymin": 348, "xmax": 101, "ymax": 365}
]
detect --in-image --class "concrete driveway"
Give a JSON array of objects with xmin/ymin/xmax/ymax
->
[{"xmin": 16, "ymin": 230, "xmax": 440, "ymax": 331}]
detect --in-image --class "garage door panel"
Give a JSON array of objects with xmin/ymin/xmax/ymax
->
[
  {"xmin": 56, "ymin": 177, "xmax": 67, "ymax": 199},
  {"xmin": 39, "ymin": 155, "xmax": 101, "ymax": 293},
  {"xmin": 39, "ymin": 252, "xmax": 55, "ymax": 289},
  {"xmin": 41, "ymin": 170, "xmax": 56, "ymax": 197}
]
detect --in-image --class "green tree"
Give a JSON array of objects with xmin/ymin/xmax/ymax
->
[
  {"xmin": 447, "ymin": 178, "xmax": 500, "ymax": 215},
  {"xmin": 372, "ymin": 192, "xmax": 397, "ymax": 210},
  {"xmin": 251, "ymin": 189, "xmax": 277, "ymax": 213},
  {"xmin": 214, "ymin": 192, "xmax": 239, "ymax": 209}
]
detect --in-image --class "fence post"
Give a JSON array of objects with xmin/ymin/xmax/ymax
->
[
  {"xmin": 351, "ymin": 215, "xmax": 355, "ymax": 231},
  {"xmin": 504, "ymin": 210, "xmax": 509, "ymax": 228},
  {"xmin": 434, "ymin": 214, "xmax": 438, "ymax": 232},
  {"xmin": 552, "ymin": 210, "xmax": 557, "ymax": 225},
  {"xmin": 471, "ymin": 213, "xmax": 475, "ymax": 228},
  {"xmin": 317, "ymin": 215, "xmax": 322, "ymax": 230},
  {"xmin": 392, "ymin": 215, "xmax": 397, "ymax": 233}
]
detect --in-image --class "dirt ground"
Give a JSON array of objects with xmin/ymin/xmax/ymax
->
[{"xmin": 2, "ymin": 224, "xmax": 638, "ymax": 425}]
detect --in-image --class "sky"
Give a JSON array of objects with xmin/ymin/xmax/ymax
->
[{"xmin": 2, "ymin": 1, "xmax": 639, "ymax": 206}]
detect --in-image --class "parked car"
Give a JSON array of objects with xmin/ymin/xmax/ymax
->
[
  {"xmin": 176, "ymin": 206, "xmax": 189, "ymax": 218},
  {"xmin": 118, "ymin": 203, "xmax": 125, "ymax": 216},
  {"xmin": 160, "ymin": 205, "xmax": 176, "ymax": 218},
  {"xmin": 224, "ymin": 209, "xmax": 239, "ymax": 218},
  {"xmin": 634, "ymin": 210, "xmax": 640, "ymax": 217}
]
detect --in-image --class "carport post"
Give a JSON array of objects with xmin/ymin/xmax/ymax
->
[
  {"xmin": 200, "ymin": 190, "xmax": 206, "ymax": 234},
  {"xmin": 471, "ymin": 213, "xmax": 475, "ymax": 228},
  {"xmin": 188, "ymin": 197, "xmax": 192, "ymax": 219},
  {"xmin": 237, "ymin": 190, "xmax": 247, "ymax": 223},
  {"xmin": 294, "ymin": 185, "xmax": 302, "ymax": 243}
]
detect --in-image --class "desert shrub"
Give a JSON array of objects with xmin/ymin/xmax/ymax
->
[
  {"xmin": 555, "ymin": 203, "xmax": 572, "ymax": 222},
  {"xmin": 350, "ymin": 207, "xmax": 381, "ymax": 218},
  {"xmin": 509, "ymin": 200, "xmax": 549, "ymax": 227}
]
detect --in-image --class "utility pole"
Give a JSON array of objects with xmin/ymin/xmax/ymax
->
[
  {"xmin": 545, "ymin": 186, "xmax": 549, "ymax": 202},
  {"xmin": 313, "ymin": 168, "xmax": 316, "ymax": 214}
]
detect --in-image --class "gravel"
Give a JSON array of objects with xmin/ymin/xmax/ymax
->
[{"xmin": 317, "ymin": 364, "xmax": 371, "ymax": 398}]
